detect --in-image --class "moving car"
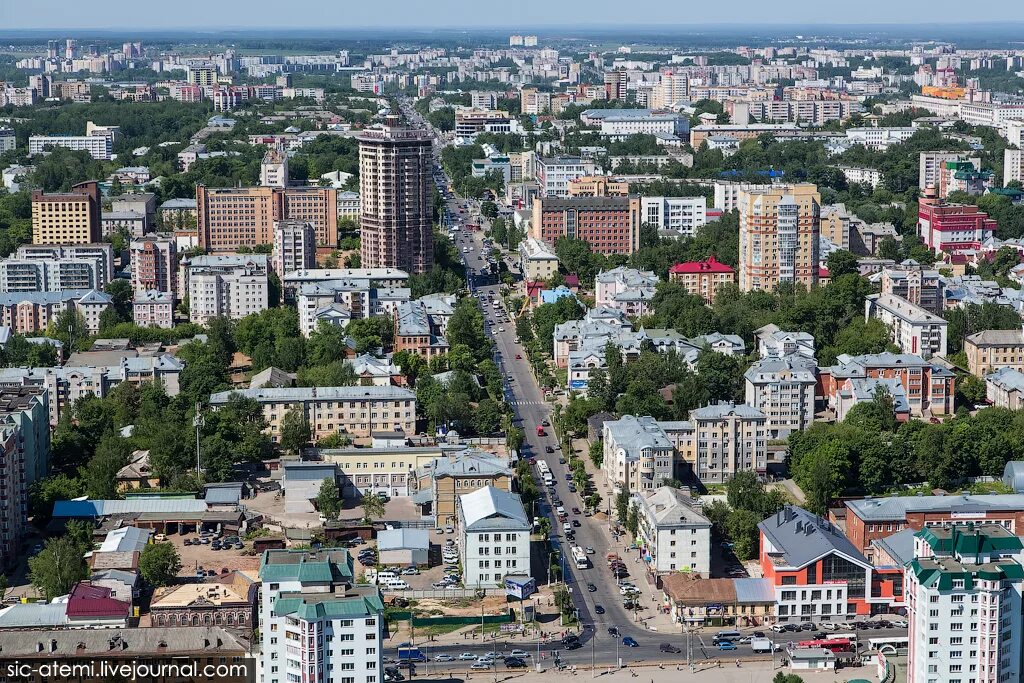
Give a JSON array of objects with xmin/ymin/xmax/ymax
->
[
  {"xmin": 434, "ymin": 654, "xmax": 455, "ymax": 662},
  {"xmin": 659, "ymin": 643, "xmax": 681, "ymax": 654},
  {"xmin": 458, "ymin": 653, "xmax": 476, "ymax": 661},
  {"xmin": 586, "ymin": 583, "xmax": 597, "ymax": 592},
  {"xmin": 470, "ymin": 663, "xmax": 490, "ymax": 670},
  {"xmin": 622, "ymin": 637, "xmax": 638, "ymax": 648},
  {"xmin": 717, "ymin": 641, "xmax": 737, "ymax": 651},
  {"xmin": 595, "ymin": 605, "xmax": 605, "ymax": 614}
]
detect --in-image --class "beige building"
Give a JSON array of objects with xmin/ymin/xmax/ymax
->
[
  {"xmin": 31, "ymin": 181, "xmax": 101, "ymax": 245},
  {"xmin": 820, "ymin": 203, "xmax": 851, "ymax": 250},
  {"xmin": 315, "ymin": 443, "xmax": 447, "ymax": 499},
  {"xmin": 150, "ymin": 571, "xmax": 256, "ymax": 629},
  {"xmin": 662, "ymin": 402, "xmax": 767, "ymax": 484},
  {"xmin": 209, "ymin": 386, "xmax": 416, "ymax": 442},
  {"xmin": 738, "ymin": 184, "xmax": 820, "ymax": 293},
  {"xmin": 668, "ymin": 257, "xmax": 736, "ymax": 304},
  {"xmin": 196, "ymin": 185, "xmax": 276, "ymax": 252},
  {"xmin": 567, "ymin": 175, "xmax": 630, "ymax": 197},
  {"xmin": 517, "ymin": 236, "xmax": 559, "ymax": 282},
  {"xmin": 417, "ymin": 450, "xmax": 513, "ymax": 529},
  {"xmin": 965, "ymin": 329, "xmax": 1024, "ymax": 378}
]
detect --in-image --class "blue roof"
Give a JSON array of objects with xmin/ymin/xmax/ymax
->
[
  {"xmin": 540, "ymin": 287, "xmax": 575, "ymax": 304},
  {"xmin": 53, "ymin": 498, "xmax": 206, "ymax": 518}
]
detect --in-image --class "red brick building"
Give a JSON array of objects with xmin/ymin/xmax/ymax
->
[
  {"xmin": 669, "ymin": 256, "xmax": 736, "ymax": 304},
  {"xmin": 818, "ymin": 352, "xmax": 955, "ymax": 418},
  {"xmin": 530, "ymin": 196, "xmax": 641, "ymax": 255}
]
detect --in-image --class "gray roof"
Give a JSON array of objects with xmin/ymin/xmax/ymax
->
[
  {"xmin": 0, "ymin": 289, "xmax": 110, "ymax": 306},
  {"xmin": 159, "ymin": 198, "xmax": 197, "ymax": 210},
  {"xmin": 757, "ymin": 505, "xmax": 869, "ymax": 570},
  {"xmin": 744, "ymin": 353, "xmax": 817, "ymax": 384},
  {"xmin": 90, "ymin": 569, "xmax": 139, "ymax": 586},
  {"xmin": 831, "ymin": 352, "xmax": 955, "ymax": 378},
  {"xmin": 283, "ymin": 462, "xmax": 338, "ymax": 481},
  {"xmin": 967, "ymin": 328, "xmax": 1024, "ymax": 346},
  {"xmin": 733, "ymin": 578, "xmax": 774, "ymax": 604},
  {"xmin": 53, "ymin": 498, "xmax": 207, "ymax": 518},
  {"xmin": 210, "ymin": 386, "xmax": 414, "ymax": 404},
  {"xmin": 847, "ymin": 493, "xmax": 1024, "ymax": 521},
  {"xmin": 604, "ymin": 415, "xmax": 673, "ymax": 461},
  {"xmin": 871, "ymin": 528, "xmax": 917, "ymax": 568},
  {"xmin": 633, "ymin": 487, "xmax": 710, "ymax": 529},
  {"xmin": 0, "ymin": 626, "xmax": 246, "ymax": 656},
  {"xmin": 204, "ymin": 482, "xmax": 242, "ymax": 505},
  {"xmin": 431, "ymin": 452, "xmax": 511, "ymax": 479},
  {"xmin": 842, "ymin": 377, "xmax": 910, "ymax": 414},
  {"xmin": 98, "ymin": 526, "xmax": 151, "ymax": 553},
  {"xmin": 1005, "ymin": 461, "xmax": 1024, "ymax": 493},
  {"xmin": 459, "ymin": 486, "xmax": 529, "ymax": 532},
  {"xmin": 690, "ymin": 401, "xmax": 765, "ymax": 420},
  {"xmin": 0, "ymin": 603, "xmax": 68, "ymax": 629},
  {"xmin": 377, "ymin": 528, "xmax": 429, "ymax": 551}
]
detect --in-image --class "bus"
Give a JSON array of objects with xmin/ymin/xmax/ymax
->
[
  {"xmin": 536, "ymin": 460, "xmax": 554, "ymax": 486},
  {"xmin": 795, "ymin": 638, "xmax": 854, "ymax": 654},
  {"xmin": 571, "ymin": 545, "xmax": 589, "ymax": 569},
  {"xmin": 867, "ymin": 636, "xmax": 909, "ymax": 654}
]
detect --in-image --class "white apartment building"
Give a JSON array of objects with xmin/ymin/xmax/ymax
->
[
  {"xmin": 754, "ymin": 324, "xmax": 815, "ymax": 358},
  {"xmin": 28, "ymin": 134, "xmax": 113, "ymax": 160},
  {"xmin": 1005, "ymin": 148, "xmax": 1024, "ymax": 187},
  {"xmin": 281, "ymin": 268, "xmax": 410, "ymax": 302},
  {"xmin": 960, "ymin": 101, "xmax": 1024, "ymax": 135},
  {"xmin": 712, "ymin": 180, "xmax": 773, "ymax": 213},
  {"xmin": 16, "ymin": 243, "xmax": 114, "ymax": 287},
  {"xmin": 845, "ymin": 127, "xmax": 916, "ymax": 150},
  {"xmin": 536, "ymin": 156, "xmax": 597, "ymax": 197},
  {"xmin": 457, "ymin": 486, "xmax": 531, "ymax": 588},
  {"xmin": 260, "ymin": 147, "xmax": 288, "ymax": 188},
  {"xmin": 744, "ymin": 353, "xmax": 818, "ymax": 440},
  {"xmin": 865, "ymin": 293, "xmax": 948, "ymax": 359},
  {"xmin": 640, "ymin": 196, "xmax": 708, "ymax": 238},
  {"xmin": 906, "ymin": 524, "xmax": 1024, "ymax": 683},
  {"xmin": 602, "ymin": 415, "xmax": 675, "ymax": 494},
  {"xmin": 338, "ymin": 191, "xmax": 360, "ymax": 221},
  {"xmin": 632, "ymin": 486, "xmax": 711, "ymax": 575},
  {"xmin": 258, "ymin": 549, "xmax": 384, "ymax": 683},
  {"xmin": 598, "ymin": 112, "xmax": 689, "ymax": 138},
  {"xmin": 920, "ymin": 151, "xmax": 981, "ymax": 191},
  {"xmin": 0, "ymin": 257, "xmax": 103, "ymax": 293},
  {"xmin": 297, "ymin": 281, "xmax": 410, "ymax": 337},
  {"xmin": 132, "ymin": 290, "xmax": 174, "ymax": 329},
  {"xmin": 184, "ymin": 254, "xmax": 270, "ymax": 325},
  {"xmin": 838, "ymin": 166, "xmax": 884, "ymax": 189},
  {"xmin": 594, "ymin": 266, "xmax": 658, "ymax": 318},
  {"xmin": 273, "ymin": 220, "xmax": 316, "ymax": 276}
]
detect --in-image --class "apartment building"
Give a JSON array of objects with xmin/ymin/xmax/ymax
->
[
  {"xmin": 209, "ymin": 386, "xmax": 416, "ymax": 442},
  {"xmin": 919, "ymin": 151, "xmax": 980, "ymax": 191},
  {"xmin": 964, "ymin": 328, "xmax": 1024, "ymax": 377},
  {"xmin": 536, "ymin": 156, "xmax": 597, "ymax": 197},
  {"xmin": 865, "ymin": 293, "xmax": 948, "ymax": 359},
  {"xmin": 132, "ymin": 290, "xmax": 174, "ymax": 329},
  {"xmin": 688, "ymin": 402, "xmax": 767, "ymax": 484},
  {"xmin": 820, "ymin": 203, "xmax": 851, "ymax": 250},
  {"xmin": 738, "ymin": 184, "xmax": 821, "ymax": 293},
  {"xmin": 338, "ymin": 191, "xmax": 360, "ymax": 221},
  {"xmin": 0, "ymin": 255, "xmax": 103, "ymax": 293},
  {"xmin": 31, "ymin": 181, "xmax": 101, "ymax": 245},
  {"xmin": 129, "ymin": 236, "xmax": 176, "ymax": 294},
  {"xmin": 315, "ymin": 442, "xmax": 439, "ymax": 500},
  {"xmin": 820, "ymin": 352, "xmax": 955, "ymax": 418},
  {"xmin": 260, "ymin": 147, "xmax": 288, "ymax": 187},
  {"xmin": 517, "ymin": 237, "xmax": 559, "ymax": 282},
  {"xmin": 668, "ymin": 257, "xmax": 735, "ymax": 304},
  {"xmin": 879, "ymin": 262, "xmax": 943, "ymax": 314},
  {"xmin": 640, "ymin": 196, "xmax": 708, "ymax": 238},
  {"xmin": 0, "ymin": 388, "xmax": 49, "ymax": 567},
  {"xmin": 744, "ymin": 353, "xmax": 817, "ymax": 440},
  {"xmin": 986, "ymin": 367, "xmax": 1024, "ymax": 409},
  {"xmin": 754, "ymin": 324, "xmax": 815, "ymax": 359},
  {"xmin": 0, "ymin": 289, "xmax": 110, "ymax": 334},
  {"xmin": 454, "ymin": 109, "xmax": 512, "ymax": 137},
  {"xmin": 457, "ymin": 486, "xmax": 531, "ymax": 588},
  {"xmin": 196, "ymin": 185, "xmax": 275, "ymax": 252},
  {"xmin": 597, "ymin": 111, "xmax": 689, "ymax": 138},
  {"xmin": 357, "ymin": 122, "xmax": 434, "ymax": 275},
  {"xmin": 272, "ymin": 220, "xmax": 316, "ymax": 276},
  {"xmin": 744, "ymin": 99, "xmax": 859, "ymax": 126},
  {"xmin": 531, "ymin": 196, "xmax": 641, "ymax": 256},
  {"xmin": 393, "ymin": 296, "xmax": 455, "ymax": 358},
  {"xmin": 602, "ymin": 415, "xmax": 675, "ymax": 494},
  {"xmin": 918, "ymin": 192, "xmax": 997, "ymax": 254},
  {"xmin": 258, "ymin": 549, "xmax": 384, "ymax": 683},
  {"xmin": 415, "ymin": 451, "xmax": 513, "ymax": 529},
  {"xmin": 632, "ymin": 486, "xmax": 712, "ymax": 575},
  {"xmin": 282, "ymin": 268, "xmax": 410, "ymax": 303},
  {"xmin": 594, "ymin": 267, "xmax": 658, "ymax": 317},
  {"xmin": 711, "ymin": 180, "xmax": 774, "ymax": 213},
  {"xmin": 845, "ymin": 127, "xmax": 916, "ymax": 150},
  {"xmin": 183, "ymin": 254, "xmax": 269, "ymax": 324},
  {"xmin": 28, "ymin": 134, "xmax": 112, "ymax": 160},
  {"xmin": 838, "ymin": 165, "xmax": 884, "ymax": 189},
  {"xmin": 906, "ymin": 524, "xmax": 1024, "ymax": 683},
  {"xmin": 520, "ymin": 87, "xmax": 551, "ymax": 115},
  {"xmin": 298, "ymin": 280, "xmax": 410, "ymax": 337}
]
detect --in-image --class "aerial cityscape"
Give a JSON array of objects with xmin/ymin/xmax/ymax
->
[{"xmin": 4, "ymin": 4, "xmax": 1024, "ymax": 682}]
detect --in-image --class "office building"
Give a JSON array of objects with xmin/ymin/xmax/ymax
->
[
  {"xmin": 454, "ymin": 109, "xmax": 512, "ymax": 138},
  {"xmin": 357, "ymin": 121, "xmax": 434, "ymax": 274},
  {"xmin": 567, "ymin": 176, "xmax": 630, "ymax": 198},
  {"xmin": 602, "ymin": 415, "xmax": 675, "ymax": 494},
  {"xmin": 183, "ymin": 254, "xmax": 269, "ymax": 324},
  {"xmin": 129, "ymin": 236, "xmax": 176, "ymax": 295},
  {"xmin": 668, "ymin": 257, "xmax": 735, "ymax": 304},
  {"xmin": 273, "ymin": 186, "xmax": 338, "ymax": 247},
  {"xmin": 865, "ymin": 293, "xmax": 948, "ymax": 359},
  {"xmin": 415, "ymin": 451, "xmax": 514, "ymax": 528},
  {"xmin": 282, "ymin": 268, "xmax": 409, "ymax": 302},
  {"xmin": 457, "ymin": 486, "xmax": 531, "ymax": 588},
  {"xmin": 260, "ymin": 147, "xmax": 288, "ymax": 187},
  {"xmin": 536, "ymin": 156, "xmax": 597, "ymax": 197},
  {"xmin": 906, "ymin": 524, "xmax": 1024, "ymax": 683},
  {"xmin": 272, "ymin": 220, "xmax": 316, "ymax": 276},
  {"xmin": 196, "ymin": 185, "xmax": 276, "ymax": 252},
  {"xmin": 597, "ymin": 111, "xmax": 689, "ymax": 138},
  {"xmin": 31, "ymin": 181, "xmax": 101, "ymax": 245},
  {"xmin": 738, "ymin": 184, "xmax": 821, "ymax": 293},
  {"xmin": 744, "ymin": 353, "xmax": 818, "ymax": 439},
  {"xmin": 918, "ymin": 191, "xmax": 997, "ymax": 255},
  {"xmin": 338, "ymin": 191, "xmax": 360, "ymax": 221},
  {"xmin": 28, "ymin": 134, "xmax": 112, "ymax": 160},
  {"xmin": 209, "ymin": 386, "xmax": 416, "ymax": 442},
  {"xmin": 640, "ymin": 196, "xmax": 708, "ymax": 238},
  {"xmin": 632, "ymin": 486, "xmax": 712, "ymax": 575},
  {"xmin": 531, "ymin": 196, "xmax": 641, "ymax": 256},
  {"xmin": 259, "ymin": 549, "xmax": 384, "ymax": 683}
]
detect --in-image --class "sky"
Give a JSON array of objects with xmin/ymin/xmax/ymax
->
[{"xmin": 4, "ymin": 0, "xmax": 1024, "ymax": 30}]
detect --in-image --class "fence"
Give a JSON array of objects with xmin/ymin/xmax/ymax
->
[{"xmin": 384, "ymin": 588, "xmax": 508, "ymax": 599}]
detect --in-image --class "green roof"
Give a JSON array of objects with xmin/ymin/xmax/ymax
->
[
  {"xmin": 259, "ymin": 549, "xmax": 355, "ymax": 583},
  {"xmin": 915, "ymin": 524, "xmax": 1023, "ymax": 557},
  {"xmin": 273, "ymin": 593, "xmax": 384, "ymax": 620}
]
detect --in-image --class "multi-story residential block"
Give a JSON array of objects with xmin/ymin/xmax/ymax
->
[
  {"xmin": 906, "ymin": 524, "xmax": 1024, "ymax": 683},
  {"xmin": 879, "ymin": 261, "xmax": 942, "ymax": 314},
  {"xmin": 31, "ymin": 181, "xmax": 101, "ymax": 245},
  {"xmin": 520, "ymin": 87, "xmax": 551, "ymax": 115},
  {"xmin": 986, "ymin": 367, "xmax": 1024, "ymax": 409},
  {"xmin": 357, "ymin": 121, "xmax": 434, "ymax": 274},
  {"xmin": 209, "ymin": 386, "xmax": 416, "ymax": 442},
  {"xmin": 738, "ymin": 184, "xmax": 821, "ymax": 293},
  {"xmin": 639, "ymin": 196, "xmax": 708, "ymax": 238},
  {"xmin": 259, "ymin": 147, "xmax": 288, "ymax": 187},
  {"xmin": 0, "ymin": 388, "xmax": 49, "ymax": 566},
  {"xmin": 754, "ymin": 324, "xmax": 815, "ymax": 358},
  {"xmin": 0, "ymin": 128, "xmax": 14, "ymax": 154},
  {"xmin": 298, "ymin": 280, "xmax": 410, "ymax": 337},
  {"xmin": 1005, "ymin": 148, "xmax": 1024, "ymax": 187},
  {"xmin": 759, "ymin": 505, "xmax": 903, "ymax": 622},
  {"xmin": 688, "ymin": 402, "xmax": 767, "ymax": 484},
  {"xmin": 918, "ymin": 190, "xmax": 997, "ymax": 254},
  {"xmin": 536, "ymin": 156, "xmax": 598, "ymax": 197},
  {"xmin": 836, "ymin": 165, "xmax": 884, "ymax": 189},
  {"xmin": 470, "ymin": 91, "xmax": 500, "ymax": 109},
  {"xmin": 109, "ymin": 193, "xmax": 157, "ymax": 233},
  {"xmin": 965, "ymin": 328, "xmax": 1024, "ymax": 377},
  {"xmin": 835, "ymin": 376, "xmax": 912, "ymax": 423},
  {"xmin": 259, "ymin": 549, "xmax": 384, "ymax": 683},
  {"xmin": 744, "ymin": 353, "xmax": 817, "ymax": 439},
  {"xmin": 820, "ymin": 352, "xmax": 955, "ymax": 418},
  {"xmin": 633, "ymin": 486, "xmax": 711, "ymax": 575},
  {"xmin": 845, "ymin": 127, "xmax": 916, "ymax": 150},
  {"xmin": 414, "ymin": 450, "xmax": 513, "ymax": 529},
  {"xmin": 457, "ymin": 486, "xmax": 531, "ymax": 587},
  {"xmin": 712, "ymin": 180, "xmax": 773, "ymax": 213},
  {"xmin": 517, "ymin": 237, "xmax": 559, "ymax": 282},
  {"xmin": 272, "ymin": 220, "xmax": 316, "ymax": 276},
  {"xmin": 393, "ymin": 296, "xmax": 454, "ymax": 358},
  {"xmin": 183, "ymin": 254, "xmax": 269, "ymax": 324},
  {"xmin": 196, "ymin": 185, "xmax": 275, "ymax": 252},
  {"xmin": 132, "ymin": 290, "xmax": 174, "ymax": 329},
  {"xmin": 604, "ymin": 69, "xmax": 627, "ymax": 100},
  {"xmin": 338, "ymin": 191, "xmax": 360, "ymax": 221},
  {"xmin": 282, "ymin": 268, "xmax": 409, "ymax": 302},
  {"xmin": 28, "ymin": 134, "xmax": 112, "ymax": 160},
  {"xmin": 596, "ymin": 111, "xmax": 689, "ymax": 138},
  {"xmin": 865, "ymin": 293, "xmax": 948, "ymax": 359},
  {"xmin": 531, "ymin": 196, "xmax": 641, "ymax": 255},
  {"xmin": 273, "ymin": 186, "xmax": 338, "ymax": 247},
  {"xmin": 602, "ymin": 415, "xmax": 676, "ymax": 494},
  {"xmin": 594, "ymin": 267, "xmax": 658, "ymax": 317},
  {"xmin": 0, "ymin": 255, "xmax": 104, "ymax": 293},
  {"xmin": 919, "ymin": 151, "xmax": 980, "ymax": 191},
  {"xmin": 668, "ymin": 257, "xmax": 735, "ymax": 304},
  {"xmin": 129, "ymin": 236, "xmax": 176, "ymax": 294},
  {"xmin": 819, "ymin": 203, "xmax": 851, "ymax": 250},
  {"xmin": 0, "ymin": 289, "xmax": 110, "ymax": 334},
  {"xmin": 101, "ymin": 210, "xmax": 146, "ymax": 238}
]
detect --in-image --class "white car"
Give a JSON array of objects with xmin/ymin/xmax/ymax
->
[
  {"xmin": 401, "ymin": 567, "xmax": 419, "ymax": 575},
  {"xmin": 821, "ymin": 622, "xmax": 839, "ymax": 631},
  {"xmin": 434, "ymin": 654, "xmax": 455, "ymax": 662},
  {"xmin": 508, "ymin": 650, "xmax": 530, "ymax": 658},
  {"xmin": 892, "ymin": 619, "xmax": 908, "ymax": 628},
  {"xmin": 458, "ymin": 653, "xmax": 476, "ymax": 661},
  {"xmin": 619, "ymin": 585, "xmax": 638, "ymax": 595}
]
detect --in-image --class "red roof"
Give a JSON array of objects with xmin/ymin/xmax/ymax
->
[
  {"xmin": 66, "ymin": 581, "xmax": 131, "ymax": 619},
  {"xmin": 564, "ymin": 274, "xmax": 580, "ymax": 287},
  {"xmin": 818, "ymin": 266, "xmax": 831, "ymax": 278},
  {"xmin": 669, "ymin": 256, "xmax": 735, "ymax": 274}
]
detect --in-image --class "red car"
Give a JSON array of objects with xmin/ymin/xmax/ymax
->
[{"xmin": 515, "ymin": 353, "xmax": 522, "ymax": 359}]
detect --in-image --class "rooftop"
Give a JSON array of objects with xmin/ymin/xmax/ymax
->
[
  {"xmin": 847, "ymin": 493, "xmax": 1024, "ymax": 521},
  {"xmin": 459, "ymin": 486, "xmax": 530, "ymax": 532},
  {"xmin": 758, "ymin": 505, "xmax": 868, "ymax": 571}
]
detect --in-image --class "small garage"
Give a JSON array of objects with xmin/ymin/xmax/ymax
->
[{"xmin": 377, "ymin": 528, "xmax": 429, "ymax": 567}]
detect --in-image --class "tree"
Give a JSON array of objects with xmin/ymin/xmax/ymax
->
[
  {"xmin": 315, "ymin": 478, "xmax": 342, "ymax": 522},
  {"xmin": 615, "ymin": 488, "xmax": 630, "ymax": 524},
  {"xmin": 726, "ymin": 508, "xmax": 762, "ymax": 561},
  {"xmin": 139, "ymin": 542, "xmax": 181, "ymax": 587},
  {"xmin": 104, "ymin": 279, "xmax": 134, "ymax": 322},
  {"xmin": 826, "ymin": 250, "xmax": 859, "ymax": 278},
  {"xmin": 506, "ymin": 426, "xmax": 525, "ymax": 455},
  {"xmin": 279, "ymin": 407, "xmax": 312, "ymax": 454},
  {"xmin": 28, "ymin": 535, "xmax": 88, "ymax": 601},
  {"xmin": 588, "ymin": 440, "xmax": 603, "ymax": 468},
  {"xmin": 473, "ymin": 398, "xmax": 504, "ymax": 435},
  {"xmin": 80, "ymin": 434, "xmax": 132, "ymax": 499},
  {"xmin": 360, "ymin": 491, "xmax": 386, "ymax": 523},
  {"xmin": 625, "ymin": 502, "xmax": 639, "ymax": 538},
  {"xmin": 47, "ymin": 309, "xmax": 87, "ymax": 354}
]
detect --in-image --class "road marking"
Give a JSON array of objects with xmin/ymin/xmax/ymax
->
[{"xmin": 509, "ymin": 400, "xmax": 546, "ymax": 406}]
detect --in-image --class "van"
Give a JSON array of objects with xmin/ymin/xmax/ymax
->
[
  {"xmin": 376, "ymin": 571, "xmax": 398, "ymax": 584},
  {"xmin": 384, "ymin": 578, "xmax": 409, "ymax": 590},
  {"xmin": 563, "ymin": 522, "xmax": 572, "ymax": 533}
]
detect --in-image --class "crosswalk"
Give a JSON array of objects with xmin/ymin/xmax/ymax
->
[{"xmin": 508, "ymin": 400, "xmax": 546, "ymax": 407}]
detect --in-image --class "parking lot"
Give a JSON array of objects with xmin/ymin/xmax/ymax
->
[
  {"xmin": 167, "ymin": 531, "xmax": 262, "ymax": 577},
  {"xmin": 361, "ymin": 538, "xmax": 463, "ymax": 590}
]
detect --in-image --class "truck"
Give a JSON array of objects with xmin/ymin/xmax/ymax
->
[
  {"xmin": 750, "ymin": 638, "xmax": 778, "ymax": 654},
  {"xmin": 571, "ymin": 545, "xmax": 589, "ymax": 569},
  {"xmin": 397, "ymin": 647, "xmax": 427, "ymax": 663}
]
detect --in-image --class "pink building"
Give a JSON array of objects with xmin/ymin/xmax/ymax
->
[{"xmin": 132, "ymin": 290, "xmax": 174, "ymax": 329}]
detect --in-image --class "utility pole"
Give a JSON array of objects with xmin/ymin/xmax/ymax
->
[
  {"xmin": 193, "ymin": 402, "xmax": 204, "ymax": 478},
  {"xmin": 591, "ymin": 623, "xmax": 595, "ymax": 678}
]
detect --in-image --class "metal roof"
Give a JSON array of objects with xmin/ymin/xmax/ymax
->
[
  {"xmin": 53, "ymin": 498, "xmax": 206, "ymax": 518},
  {"xmin": 732, "ymin": 578, "xmax": 775, "ymax": 604},
  {"xmin": 758, "ymin": 505, "xmax": 869, "ymax": 570},
  {"xmin": 846, "ymin": 494, "xmax": 1024, "ymax": 521},
  {"xmin": 459, "ymin": 486, "xmax": 529, "ymax": 532},
  {"xmin": 377, "ymin": 528, "xmax": 429, "ymax": 551}
]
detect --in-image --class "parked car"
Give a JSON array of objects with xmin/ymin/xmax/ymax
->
[
  {"xmin": 595, "ymin": 605, "xmax": 605, "ymax": 614},
  {"xmin": 470, "ymin": 663, "xmax": 490, "ymax": 670},
  {"xmin": 607, "ymin": 627, "xmax": 619, "ymax": 637},
  {"xmin": 434, "ymin": 654, "xmax": 454, "ymax": 662},
  {"xmin": 508, "ymin": 650, "xmax": 529, "ymax": 658},
  {"xmin": 458, "ymin": 653, "xmax": 476, "ymax": 661},
  {"xmin": 401, "ymin": 567, "xmax": 419, "ymax": 575},
  {"xmin": 587, "ymin": 583, "xmax": 597, "ymax": 592}
]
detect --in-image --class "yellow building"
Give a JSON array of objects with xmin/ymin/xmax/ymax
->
[
  {"xmin": 738, "ymin": 183, "xmax": 821, "ymax": 293},
  {"xmin": 416, "ymin": 450, "xmax": 513, "ymax": 529},
  {"xmin": 31, "ymin": 181, "xmax": 101, "ymax": 245},
  {"xmin": 567, "ymin": 175, "xmax": 630, "ymax": 197},
  {"xmin": 964, "ymin": 329, "xmax": 1024, "ymax": 377}
]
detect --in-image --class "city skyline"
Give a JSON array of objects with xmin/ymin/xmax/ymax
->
[{"xmin": 5, "ymin": 0, "xmax": 1024, "ymax": 30}]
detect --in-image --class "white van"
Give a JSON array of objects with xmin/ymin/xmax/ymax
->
[
  {"xmin": 385, "ymin": 578, "xmax": 409, "ymax": 590},
  {"xmin": 376, "ymin": 571, "xmax": 398, "ymax": 584}
]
